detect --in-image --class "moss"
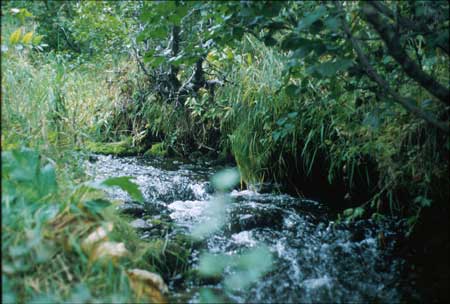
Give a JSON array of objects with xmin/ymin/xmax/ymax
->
[
  {"xmin": 144, "ymin": 142, "xmax": 167, "ymax": 157},
  {"xmin": 85, "ymin": 138, "xmax": 141, "ymax": 156}
]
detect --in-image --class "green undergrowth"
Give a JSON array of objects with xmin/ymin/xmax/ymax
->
[
  {"xmin": 1, "ymin": 19, "xmax": 189, "ymax": 302},
  {"xmin": 1, "ymin": 145, "xmax": 195, "ymax": 303},
  {"xmin": 2, "ymin": 147, "xmax": 168, "ymax": 303}
]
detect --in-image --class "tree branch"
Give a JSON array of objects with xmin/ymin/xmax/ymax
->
[
  {"xmin": 169, "ymin": 25, "xmax": 181, "ymax": 96},
  {"xmin": 361, "ymin": 3, "xmax": 449, "ymax": 106},
  {"xmin": 131, "ymin": 45, "xmax": 153, "ymax": 82},
  {"xmin": 371, "ymin": 1, "xmax": 449, "ymax": 55},
  {"xmin": 335, "ymin": 2, "xmax": 449, "ymax": 133}
]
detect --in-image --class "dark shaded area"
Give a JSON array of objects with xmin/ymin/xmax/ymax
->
[
  {"xmin": 401, "ymin": 196, "xmax": 450, "ymax": 302},
  {"xmin": 270, "ymin": 151, "xmax": 379, "ymax": 213}
]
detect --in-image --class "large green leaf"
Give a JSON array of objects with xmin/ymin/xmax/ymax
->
[
  {"xmin": 211, "ymin": 168, "xmax": 240, "ymax": 191},
  {"xmin": 2, "ymin": 148, "xmax": 58, "ymax": 203},
  {"xmin": 307, "ymin": 58, "xmax": 353, "ymax": 77},
  {"xmin": 285, "ymin": 84, "xmax": 300, "ymax": 98},
  {"xmin": 198, "ymin": 253, "xmax": 232, "ymax": 276},
  {"xmin": 5, "ymin": 148, "xmax": 39, "ymax": 182},
  {"xmin": 83, "ymin": 199, "xmax": 112, "ymax": 217},
  {"xmin": 296, "ymin": 5, "xmax": 327, "ymax": 32},
  {"xmin": 37, "ymin": 163, "xmax": 57, "ymax": 197},
  {"xmin": 281, "ymin": 34, "xmax": 310, "ymax": 51},
  {"xmin": 100, "ymin": 176, "xmax": 144, "ymax": 203}
]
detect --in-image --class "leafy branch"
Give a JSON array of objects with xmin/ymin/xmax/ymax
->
[{"xmin": 336, "ymin": 2, "xmax": 449, "ymax": 133}]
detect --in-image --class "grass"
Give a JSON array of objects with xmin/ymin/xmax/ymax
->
[
  {"xmin": 1, "ymin": 25, "xmax": 182, "ymax": 303},
  {"xmin": 1, "ymin": 50, "xmax": 117, "ymax": 151},
  {"xmin": 2, "ymin": 148, "xmax": 152, "ymax": 303},
  {"xmin": 214, "ymin": 35, "xmax": 449, "ymax": 221}
]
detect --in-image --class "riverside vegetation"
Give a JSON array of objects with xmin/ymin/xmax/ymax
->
[{"xmin": 2, "ymin": 1, "xmax": 449, "ymax": 303}]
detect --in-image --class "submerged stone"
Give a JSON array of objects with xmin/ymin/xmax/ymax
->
[
  {"xmin": 228, "ymin": 204, "xmax": 285, "ymax": 232},
  {"xmin": 118, "ymin": 201, "xmax": 145, "ymax": 217},
  {"xmin": 130, "ymin": 219, "xmax": 151, "ymax": 230}
]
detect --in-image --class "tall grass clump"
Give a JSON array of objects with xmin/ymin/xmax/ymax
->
[
  {"xmin": 216, "ymin": 35, "xmax": 449, "ymax": 221},
  {"xmin": 217, "ymin": 36, "xmax": 295, "ymax": 184},
  {"xmin": 1, "ymin": 49, "xmax": 117, "ymax": 152}
]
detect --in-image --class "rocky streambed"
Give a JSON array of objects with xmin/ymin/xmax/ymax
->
[{"xmin": 86, "ymin": 154, "xmax": 420, "ymax": 303}]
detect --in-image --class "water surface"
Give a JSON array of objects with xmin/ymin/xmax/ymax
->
[{"xmin": 86, "ymin": 155, "xmax": 417, "ymax": 303}]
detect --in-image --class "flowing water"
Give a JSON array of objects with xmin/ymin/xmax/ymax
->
[{"xmin": 86, "ymin": 154, "xmax": 419, "ymax": 303}]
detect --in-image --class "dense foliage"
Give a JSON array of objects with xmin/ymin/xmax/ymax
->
[
  {"xmin": 130, "ymin": 0, "xmax": 449, "ymax": 222},
  {"xmin": 1, "ymin": 0, "xmax": 449, "ymax": 302}
]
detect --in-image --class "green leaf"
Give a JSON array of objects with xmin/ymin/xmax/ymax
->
[
  {"xmin": 100, "ymin": 176, "xmax": 144, "ymax": 202},
  {"xmin": 307, "ymin": 59, "xmax": 353, "ymax": 77},
  {"xmin": 272, "ymin": 131, "xmax": 281, "ymax": 141},
  {"xmin": 32, "ymin": 35, "xmax": 43, "ymax": 45},
  {"xmin": 288, "ymin": 112, "xmax": 298, "ymax": 119},
  {"xmin": 414, "ymin": 196, "xmax": 432, "ymax": 208},
  {"xmin": 68, "ymin": 284, "xmax": 92, "ymax": 304},
  {"xmin": 224, "ymin": 245, "xmax": 273, "ymax": 290},
  {"xmin": 276, "ymin": 117, "xmax": 287, "ymax": 126},
  {"xmin": 343, "ymin": 208, "xmax": 354, "ymax": 216},
  {"xmin": 284, "ymin": 123, "xmax": 295, "ymax": 131},
  {"xmin": 211, "ymin": 168, "xmax": 240, "ymax": 191},
  {"xmin": 353, "ymin": 207, "xmax": 365, "ymax": 218},
  {"xmin": 136, "ymin": 31, "xmax": 147, "ymax": 43},
  {"xmin": 362, "ymin": 112, "xmax": 380, "ymax": 130},
  {"xmin": 144, "ymin": 56, "xmax": 165, "ymax": 67},
  {"xmin": 198, "ymin": 253, "xmax": 231, "ymax": 276},
  {"xmin": 38, "ymin": 163, "xmax": 57, "ymax": 196},
  {"xmin": 147, "ymin": 26, "xmax": 167, "ymax": 39},
  {"xmin": 324, "ymin": 17, "xmax": 340, "ymax": 32},
  {"xmin": 296, "ymin": 6, "xmax": 327, "ymax": 32},
  {"xmin": 83, "ymin": 199, "xmax": 112, "ymax": 216},
  {"xmin": 7, "ymin": 148, "xmax": 39, "ymax": 182},
  {"xmin": 285, "ymin": 85, "xmax": 299, "ymax": 98}
]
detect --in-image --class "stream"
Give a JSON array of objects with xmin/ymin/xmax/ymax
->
[{"xmin": 86, "ymin": 154, "xmax": 419, "ymax": 303}]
